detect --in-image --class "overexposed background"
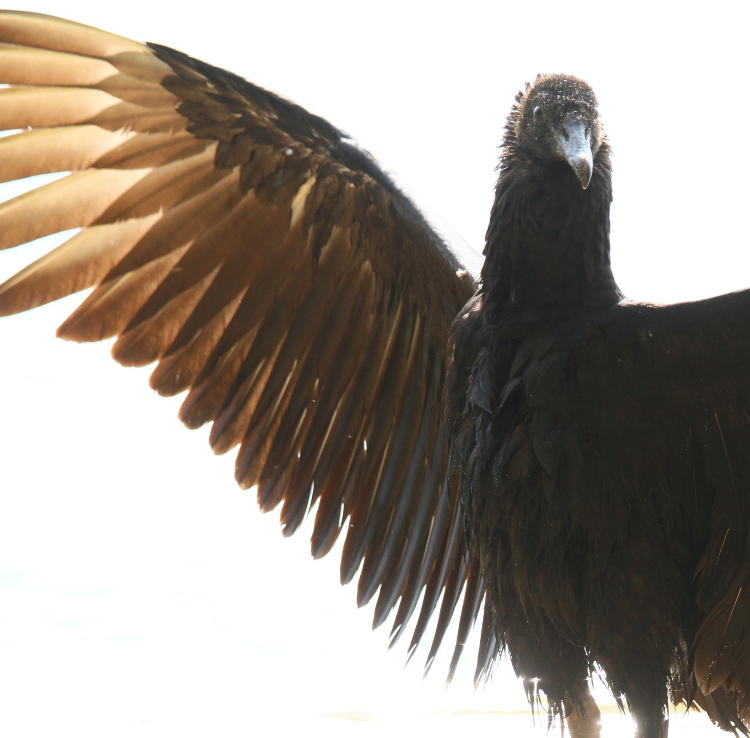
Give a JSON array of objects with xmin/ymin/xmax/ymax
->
[{"xmin": 0, "ymin": 2, "xmax": 746, "ymax": 736}]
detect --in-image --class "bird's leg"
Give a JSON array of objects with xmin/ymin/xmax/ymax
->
[
  {"xmin": 632, "ymin": 711, "xmax": 668, "ymax": 738},
  {"xmin": 565, "ymin": 686, "xmax": 601, "ymax": 738},
  {"xmin": 627, "ymin": 691, "xmax": 668, "ymax": 738}
]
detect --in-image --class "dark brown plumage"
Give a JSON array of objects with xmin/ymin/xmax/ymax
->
[
  {"xmin": 448, "ymin": 76, "xmax": 750, "ymax": 737},
  {"xmin": 2, "ymin": 11, "xmax": 750, "ymax": 738}
]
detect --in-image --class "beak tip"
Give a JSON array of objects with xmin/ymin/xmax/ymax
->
[{"xmin": 570, "ymin": 156, "xmax": 592, "ymax": 189}]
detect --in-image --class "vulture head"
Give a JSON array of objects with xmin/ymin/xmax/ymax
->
[{"xmin": 512, "ymin": 74, "xmax": 603, "ymax": 189}]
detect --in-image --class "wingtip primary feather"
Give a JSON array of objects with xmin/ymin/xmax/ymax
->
[{"xmin": 0, "ymin": 10, "xmax": 147, "ymax": 57}]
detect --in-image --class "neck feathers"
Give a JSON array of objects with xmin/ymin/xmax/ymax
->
[{"xmin": 481, "ymin": 137, "xmax": 620, "ymax": 322}]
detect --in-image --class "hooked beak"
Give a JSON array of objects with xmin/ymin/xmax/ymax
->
[{"xmin": 557, "ymin": 119, "xmax": 593, "ymax": 189}]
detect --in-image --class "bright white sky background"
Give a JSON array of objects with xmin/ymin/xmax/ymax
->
[{"xmin": 0, "ymin": 2, "xmax": 747, "ymax": 736}]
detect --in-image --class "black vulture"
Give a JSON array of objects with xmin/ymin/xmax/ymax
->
[{"xmin": 0, "ymin": 11, "xmax": 748, "ymax": 738}]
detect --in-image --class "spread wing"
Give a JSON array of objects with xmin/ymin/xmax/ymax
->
[{"xmin": 0, "ymin": 11, "xmax": 479, "ymax": 667}]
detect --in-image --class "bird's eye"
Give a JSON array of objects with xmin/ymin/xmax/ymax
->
[{"xmin": 533, "ymin": 106, "xmax": 543, "ymax": 121}]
